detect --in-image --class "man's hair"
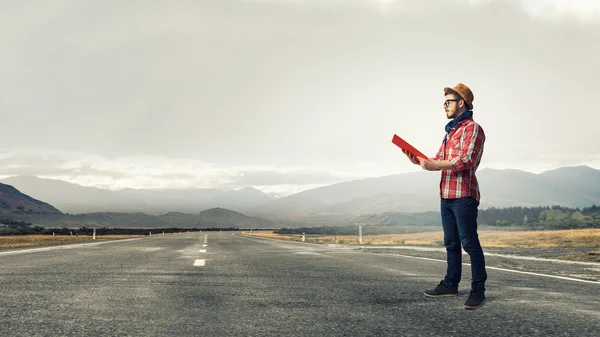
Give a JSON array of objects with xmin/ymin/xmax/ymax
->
[{"xmin": 445, "ymin": 89, "xmax": 462, "ymax": 100}]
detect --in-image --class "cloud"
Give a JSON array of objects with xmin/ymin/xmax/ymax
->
[
  {"xmin": 0, "ymin": 149, "xmax": 368, "ymax": 192},
  {"xmin": 508, "ymin": 0, "xmax": 600, "ymax": 19},
  {"xmin": 0, "ymin": 0, "xmax": 598, "ymax": 192},
  {"xmin": 244, "ymin": 0, "xmax": 600, "ymax": 19}
]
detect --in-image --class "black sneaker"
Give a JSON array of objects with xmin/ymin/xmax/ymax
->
[
  {"xmin": 464, "ymin": 290, "xmax": 485, "ymax": 310},
  {"xmin": 423, "ymin": 281, "xmax": 458, "ymax": 298}
]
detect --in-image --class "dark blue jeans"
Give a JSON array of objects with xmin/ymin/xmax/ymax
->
[{"xmin": 440, "ymin": 196, "xmax": 487, "ymax": 293}]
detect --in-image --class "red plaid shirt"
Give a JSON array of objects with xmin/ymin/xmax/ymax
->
[{"xmin": 434, "ymin": 118, "xmax": 485, "ymax": 201}]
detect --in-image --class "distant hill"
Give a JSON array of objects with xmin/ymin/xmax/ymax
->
[
  {"xmin": 0, "ymin": 176, "xmax": 275, "ymax": 214},
  {"xmin": 247, "ymin": 171, "xmax": 438, "ymax": 218},
  {"xmin": 0, "ymin": 183, "xmax": 62, "ymax": 214},
  {"xmin": 196, "ymin": 207, "xmax": 278, "ymax": 227},
  {"xmin": 2, "ymin": 165, "xmax": 599, "ymax": 228},
  {"xmin": 0, "ymin": 207, "xmax": 279, "ymax": 229},
  {"xmin": 248, "ymin": 165, "xmax": 600, "ymax": 221},
  {"xmin": 352, "ymin": 211, "xmax": 442, "ymax": 226}
]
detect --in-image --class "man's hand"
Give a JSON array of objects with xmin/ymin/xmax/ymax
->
[
  {"xmin": 403, "ymin": 149, "xmax": 453, "ymax": 171},
  {"xmin": 418, "ymin": 157, "xmax": 440, "ymax": 171},
  {"xmin": 402, "ymin": 149, "xmax": 420, "ymax": 165}
]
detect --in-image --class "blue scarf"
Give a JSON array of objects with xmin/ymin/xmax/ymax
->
[{"xmin": 445, "ymin": 110, "xmax": 473, "ymax": 133}]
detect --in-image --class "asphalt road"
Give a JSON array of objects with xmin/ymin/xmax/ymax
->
[{"xmin": 0, "ymin": 233, "xmax": 598, "ymax": 336}]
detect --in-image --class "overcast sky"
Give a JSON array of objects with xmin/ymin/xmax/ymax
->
[{"xmin": 1, "ymin": 0, "xmax": 599, "ymax": 195}]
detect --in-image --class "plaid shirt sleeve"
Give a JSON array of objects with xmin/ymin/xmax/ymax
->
[
  {"xmin": 434, "ymin": 141, "xmax": 444, "ymax": 160},
  {"xmin": 449, "ymin": 123, "xmax": 485, "ymax": 171}
]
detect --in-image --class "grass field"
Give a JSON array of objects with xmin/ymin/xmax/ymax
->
[
  {"xmin": 245, "ymin": 228, "xmax": 600, "ymax": 262},
  {"xmin": 0, "ymin": 235, "xmax": 145, "ymax": 249},
  {"xmin": 245, "ymin": 228, "xmax": 600, "ymax": 249}
]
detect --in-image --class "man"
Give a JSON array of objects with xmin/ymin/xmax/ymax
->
[{"xmin": 402, "ymin": 83, "xmax": 487, "ymax": 310}]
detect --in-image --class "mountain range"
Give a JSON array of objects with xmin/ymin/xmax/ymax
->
[
  {"xmin": 0, "ymin": 206, "xmax": 279, "ymax": 229},
  {"xmin": 0, "ymin": 175, "xmax": 274, "ymax": 215},
  {"xmin": 1, "ymin": 165, "xmax": 599, "ymax": 227},
  {"xmin": 246, "ymin": 165, "xmax": 600, "ymax": 222},
  {"xmin": 0, "ymin": 183, "xmax": 62, "ymax": 214}
]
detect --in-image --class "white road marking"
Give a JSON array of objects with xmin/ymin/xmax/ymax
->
[
  {"xmin": 481, "ymin": 252, "xmax": 600, "ymax": 266},
  {"xmin": 359, "ymin": 245, "xmax": 599, "ymax": 266},
  {"xmin": 199, "ymin": 249, "xmax": 207, "ymax": 253},
  {"xmin": 483, "ymin": 266, "xmax": 600, "ymax": 285},
  {"xmin": 389, "ymin": 253, "xmax": 600, "ymax": 285},
  {"xmin": 139, "ymin": 247, "xmax": 164, "ymax": 252},
  {"xmin": 203, "ymin": 244, "xmax": 207, "ymax": 247},
  {"xmin": 194, "ymin": 259, "xmax": 206, "ymax": 266},
  {"xmin": 0, "ymin": 238, "xmax": 142, "ymax": 256}
]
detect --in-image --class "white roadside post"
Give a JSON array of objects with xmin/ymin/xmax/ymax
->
[
  {"xmin": 355, "ymin": 222, "xmax": 366, "ymax": 244},
  {"xmin": 93, "ymin": 228, "xmax": 96, "ymax": 240},
  {"xmin": 149, "ymin": 231, "xmax": 152, "ymax": 236},
  {"xmin": 302, "ymin": 232, "xmax": 306, "ymax": 242},
  {"xmin": 359, "ymin": 225, "xmax": 363, "ymax": 244}
]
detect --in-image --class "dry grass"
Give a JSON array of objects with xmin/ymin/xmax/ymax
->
[
  {"xmin": 0, "ymin": 235, "xmax": 144, "ymax": 249},
  {"xmin": 476, "ymin": 229, "xmax": 600, "ymax": 248},
  {"xmin": 244, "ymin": 228, "xmax": 600, "ymax": 249}
]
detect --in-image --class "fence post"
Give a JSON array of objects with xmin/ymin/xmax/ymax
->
[
  {"xmin": 359, "ymin": 224, "xmax": 363, "ymax": 244},
  {"xmin": 355, "ymin": 222, "xmax": 366, "ymax": 244}
]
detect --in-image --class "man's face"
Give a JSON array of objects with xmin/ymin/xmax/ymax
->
[{"xmin": 444, "ymin": 94, "xmax": 463, "ymax": 119}]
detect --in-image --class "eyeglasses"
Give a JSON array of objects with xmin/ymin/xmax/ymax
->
[{"xmin": 444, "ymin": 99, "xmax": 461, "ymax": 107}]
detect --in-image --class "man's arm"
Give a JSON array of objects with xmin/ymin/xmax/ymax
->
[
  {"xmin": 420, "ymin": 124, "xmax": 484, "ymax": 171},
  {"xmin": 419, "ymin": 158, "xmax": 453, "ymax": 171},
  {"xmin": 448, "ymin": 123, "xmax": 485, "ymax": 171},
  {"xmin": 433, "ymin": 160, "xmax": 453, "ymax": 170}
]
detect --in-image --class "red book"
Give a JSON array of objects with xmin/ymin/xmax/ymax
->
[{"xmin": 391, "ymin": 134, "xmax": 428, "ymax": 160}]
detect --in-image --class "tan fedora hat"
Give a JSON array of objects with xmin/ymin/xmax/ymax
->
[{"xmin": 444, "ymin": 83, "xmax": 474, "ymax": 110}]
